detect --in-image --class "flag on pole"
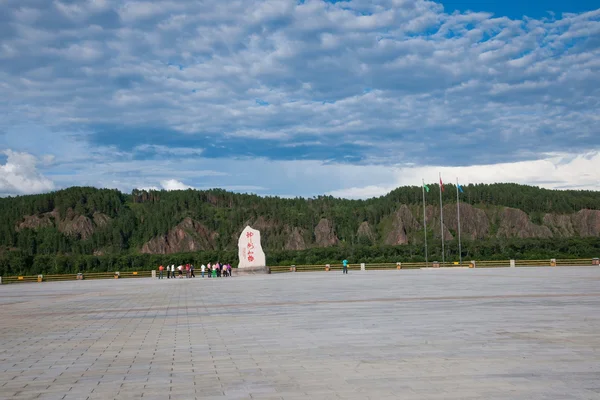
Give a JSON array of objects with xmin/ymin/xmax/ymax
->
[
  {"xmin": 457, "ymin": 183, "xmax": 464, "ymax": 193},
  {"xmin": 423, "ymin": 183, "xmax": 430, "ymax": 193},
  {"xmin": 440, "ymin": 177, "xmax": 444, "ymax": 192}
]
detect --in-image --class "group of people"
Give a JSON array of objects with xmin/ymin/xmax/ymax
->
[{"xmin": 157, "ymin": 262, "xmax": 233, "ymax": 279}]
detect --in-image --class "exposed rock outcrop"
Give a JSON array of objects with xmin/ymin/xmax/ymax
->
[
  {"xmin": 443, "ymin": 203, "xmax": 489, "ymax": 240},
  {"xmin": 572, "ymin": 209, "xmax": 600, "ymax": 237},
  {"xmin": 496, "ymin": 208, "xmax": 552, "ymax": 239},
  {"xmin": 385, "ymin": 205, "xmax": 421, "ymax": 245},
  {"xmin": 93, "ymin": 212, "xmax": 111, "ymax": 228},
  {"xmin": 314, "ymin": 218, "xmax": 339, "ymax": 247},
  {"xmin": 285, "ymin": 227, "xmax": 306, "ymax": 251},
  {"xmin": 17, "ymin": 214, "xmax": 54, "ymax": 231},
  {"xmin": 543, "ymin": 214, "xmax": 575, "ymax": 237},
  {"xmin": 58, "ymin": 209, "xmax": 95, "ymax": 240},
  {"xmin": 424, "ymin": 206, "xmax": 454, "ymax": 241},
  {"xmin": 16, "ymin": 208, "xmax": 110, "ymax": 240},
  {"xmin": 357, "ymin": 221, "xmax": 375, "ymax": 242},
  {"xmin": 141, "ymin": 217, "xmax": 217, "ymax": 254}
]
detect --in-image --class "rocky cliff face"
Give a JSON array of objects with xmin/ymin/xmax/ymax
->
[
  {"xmin": 543, "ymin": 214, "xmax": 575, "ymax": 237},
  {"xmin": 423, "ymin": 206, "xmax": 453, "ymax": 241},
  {"xmin": 314, "ymin": 218, "xmax": 339, "ymax": 247},
  {"xmin": 285, "ymin": 227, "xmax": 307, "ymax": 250},
  {"xmin": 141, "ymin": 217, "xmax": 217, "ymax": 254},
  {"xmin": 14, "ymin": 202, "xmax": 600, "ymax": 255},
  {"xmin": 572, "ymin": 209, "xmax": 600, "ymax": 237},
  {"xmin": 357, "ymin": 221, "xmax": 375, "ymax": 242},
  {"xmin": 17, "ymin": 208, "xmax": 110, "ymax": 240},
  {"xmin": 443, "ymin": 203, "xmax": 489, "ymax": 240},
  {"xmin": 496, "ymin": 208, "xmax": 552, "ymax": 239},
  {"xmin": 384, "ymin": 205, "xmax": 421, "ymax": 245}
]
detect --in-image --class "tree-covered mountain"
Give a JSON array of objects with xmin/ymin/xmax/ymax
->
[{"xmin": 1, "ymin": 184, "xmax": 599, "ymax": 276}]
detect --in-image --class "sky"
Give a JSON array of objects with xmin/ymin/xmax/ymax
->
[{"xmin": 0, "ymin": 0, "xmax": 599, "ymax": 199}]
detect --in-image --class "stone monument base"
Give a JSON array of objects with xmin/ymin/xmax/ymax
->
[{"xmin": 232, "ymin": 266, "xmax": 271, "ymax": 276}]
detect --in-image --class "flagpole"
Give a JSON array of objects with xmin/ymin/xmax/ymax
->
[
  {"xmin": 422, "ymin": 179, "xmax": 428, "ymax": 268},
  {"xmin": 456, "ymin": 178, "xmax": 462, "ymax": 267},
  {"xmin": 439, "ymin": 172, "xmax": 445, "ymax": 267}
]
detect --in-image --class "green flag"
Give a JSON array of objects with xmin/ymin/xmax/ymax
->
[{"xmin": 423, "ymin": 183, "xmax": 430, "ymax": 192}]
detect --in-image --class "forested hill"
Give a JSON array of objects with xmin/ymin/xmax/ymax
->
[{"xmin": 1, "ymin": 184, "xmax": 600, "ymax": 275}]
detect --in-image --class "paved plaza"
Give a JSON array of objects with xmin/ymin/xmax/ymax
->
[{"xmin": 1, "ymin": 267, "xmax": 600, "ymax": 399}]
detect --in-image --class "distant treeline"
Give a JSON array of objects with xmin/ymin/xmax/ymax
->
[
  {"xmin": 1, "ymin": 184, "xmax": 600, "ymax": 259},
  {"xmin": 2, "ymin": 237, "xmax": 599, "ymax": 277}
]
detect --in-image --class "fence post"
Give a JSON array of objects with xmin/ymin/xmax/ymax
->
[
  {"xmin": 361, "ymin": 263, "xmax": 365, "ymax": 271},
  {"xmin": 37, "ymin": 275, "xmax": 43, "ymax": 283},
  {"xmin": 510, "ymin": 260, "xmax": 515, "ymax": 268},
  {"xmin": 325, "ymin": 264, "xmax": 330, "ymax": 271},
  {"xmin": 290, "ymin": 265, "xmax": 296, "ymax": 272},
  {"xmin": 396, "ymin": 262, "xmax": 402, "ymax": 270},
  {"xmin": 592, "ymin": 258, "xmax": 599, "ymax": 266},
  {"xmin": 432, "ymin": 261, "xmax": 440, "ymax": 268},
  {"xmin": 0, "ymin": 276, "xmax": 2, "ymax": 284},
  {"xmin": 469, "ymin": 261, "xmax": 476, "ymax": 268},
  {"xmin": 114, "ymin": 271, "xmax": 120, "ymax": 279},
  {"xmin": 151, "ymin": 270, "xmax": 156, "ymax": 278}
]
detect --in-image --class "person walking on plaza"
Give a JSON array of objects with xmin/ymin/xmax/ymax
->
[
  {"xmin": 158, "ymin": 265, "xmax": 164, "ymax": 279},
  {"xmin": 342, "ymin": 259, "xmax": 348, "ymax": 274},
  {"xmin": 211, "ymin": 264, "xmax": 217, "ymax": 278},
  {"xmin": 201, "ymin": 264, "xmax": 206, "ymax": 278},
  {"xmin": 190, "ymin": 264, "xmax": 195, "ymax": 278},
  {"xmin": 171, "ymin": 264, "xmax": 175, "ymax": 279},
  {"xmin": 227, "ymin": 264, "xmax": 232, "ymax": 277}
]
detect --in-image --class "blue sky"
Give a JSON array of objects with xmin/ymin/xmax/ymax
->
[{"xmin": 1, "ymin": 0, "xmax": 599, "ymax": 198}]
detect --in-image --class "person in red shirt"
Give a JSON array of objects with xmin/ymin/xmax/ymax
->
[{"xmin": 158, "ymin": 265, "xmax": 164, "ymax": 279}]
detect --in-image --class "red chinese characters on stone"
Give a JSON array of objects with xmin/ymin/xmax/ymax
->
[{"xmin": 248, "ymin": 255, "xmax": 255, "ymax": 262}]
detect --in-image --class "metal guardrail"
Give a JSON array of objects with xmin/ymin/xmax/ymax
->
[
  {"xmin": 1, "ymin": 270, "xmax": 152, "ymax": 284},
  {"xmin": 1, "ymin": 259, "xmax": 597, "ymax": 283}
]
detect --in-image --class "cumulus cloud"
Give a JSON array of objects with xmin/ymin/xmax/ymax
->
[
  {"xmin": 160, "ymin": 179, "xmax": 192, "ymax": 191},
  {"xmin": 0, "ymin": 1, "xmax": 598, "ymax": 197},
  {"xmin": 0, "ymin": 150, "xmax": 55, "ymax": 195}
]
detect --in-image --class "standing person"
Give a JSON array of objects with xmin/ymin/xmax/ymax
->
[
  {"xmin": 190, "ymin": 264, "xmax": 195, "ymax": 278},
  {"xmin": 185, "ymin": 264, "xmax": 190, "ymax": 278},
  {"xmin": 342, "ymin": 259, "xmax": 348, "ymax": 274},
  {"xmin": 158, "ymin": 265, "xmax": 164, "ymax": 279},
  {"xmin": 178, "ymin": 265, "xmax": 183, "ymax": 278},
  {"xmin": 216, "ymin": 262, "xmax": 221, "ymax": 278},
  {"xmin": 207, "ymin": 263, "xmax": 211, "ymax": 278},
  {"xmin": 211, "ymin": 264, "xmax": 217, "ymax": 278},
  {"xmin": 171, "ymin": 264, "xmax": 176, "ymax": 279},
  {"xmin": 201, "ymin": 264, "xmax": 206, "ymax": 278},
  {"xmin": 228, "ymin": 264, "xmax": 232, "ymax": 277}
]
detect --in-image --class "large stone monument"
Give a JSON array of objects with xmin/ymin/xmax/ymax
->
[{"xmin": 233, "ymin": 226, "xmax": 270, "ymax": 275}]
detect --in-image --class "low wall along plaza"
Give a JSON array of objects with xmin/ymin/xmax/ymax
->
[{"xmin": 1, "ymin": 258, "xmax": 598, "ymax": 284}]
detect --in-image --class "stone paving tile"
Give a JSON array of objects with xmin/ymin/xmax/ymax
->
[{"xmin": 1, "ymin": 267, "xmax": 600, "ymax": 399}]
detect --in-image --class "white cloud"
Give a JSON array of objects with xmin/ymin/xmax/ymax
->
[
  {"xmin": 0, "ymin": 150, "xmax": 55, "ymax": 195},
  {"xmin": 326, "ymin": 152, "xmax": 600, "ymax": 199},
  {"xmin": 134, "ymin": 144, "xmax": 205, "ymax": 156},
  {"xmin": 0, "ymin": 1, "xmax": 599, "ymax": 198},
  {"xmin": 160, "ymin": 179, "xmax": 192, "ymax": 191}
]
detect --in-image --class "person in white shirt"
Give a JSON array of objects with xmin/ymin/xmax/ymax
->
[
  {"xmin": 201, "ymin": 264, "xmax": 206, "ymax": 278},
  {"xmin": 171, "ymin": 264, "xmax": 175, "ymax": 279}
]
